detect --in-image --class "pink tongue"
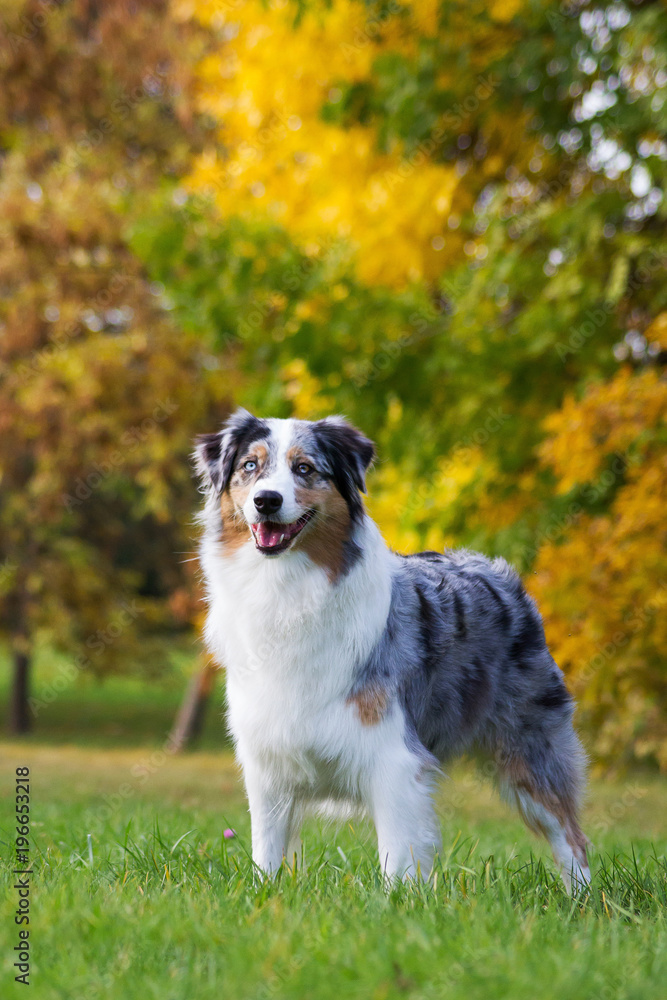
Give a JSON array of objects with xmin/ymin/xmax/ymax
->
[{"xmin": 255, "ymin": 522, "xmax": 287, "ymax": 548}]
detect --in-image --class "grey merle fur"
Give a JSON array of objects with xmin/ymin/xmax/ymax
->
[{"xmin": 352, "ymin": 548, "xmax": 584, "ymax": 807}]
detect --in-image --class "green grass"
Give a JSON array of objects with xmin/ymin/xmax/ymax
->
[{"xmin": 1, "ymin": 743, "xmax": 666, "ymax": 999}]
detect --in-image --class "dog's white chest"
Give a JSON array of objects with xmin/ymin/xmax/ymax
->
[
  {"xmin": 203, "ymin": 532, "xmax": 393, "ymax": 789},
  {"xmin": 226, "ymin": 656, "xmax": 347, "ymax": 786}
]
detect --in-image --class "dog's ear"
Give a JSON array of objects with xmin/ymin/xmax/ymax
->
[
  {"xmin": 313, "ymin": 416, "xmax": 376, "ymax": 519},
  {"xmin": 194, "ymin": 408, "xmax": 265, "ymax": 494}
]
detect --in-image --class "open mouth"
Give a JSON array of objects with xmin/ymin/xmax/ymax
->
[{"xmin": 250, "ymin": 510, "xmax": 315, "ymax": 554}]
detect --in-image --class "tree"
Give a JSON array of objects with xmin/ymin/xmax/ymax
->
[
  {"xmin": 132, "ymin": 0, "xmax": 666, "ymax": 768},
  {"xmin": 0, "ymin": 0, "xmax": 230, "ymax": 732},
  {"xmin": 532, "ymin": 349, "xmax": 667, "ymax": 770}
]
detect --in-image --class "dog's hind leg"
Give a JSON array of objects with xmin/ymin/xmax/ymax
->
[{"xmin": 496, "ymin": 724, "xmax": 590, "ymax": 893}]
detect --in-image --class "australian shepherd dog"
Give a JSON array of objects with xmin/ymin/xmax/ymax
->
[{"xmin": 194, "ymin": 409, "xmax": 590, "ymax": 891}]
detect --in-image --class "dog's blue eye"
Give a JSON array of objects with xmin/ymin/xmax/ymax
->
[
  {"xmin": 296, "ymin": 463, "xmax": 313, "ymax": 476},
  {"xmin": 243, "ymin": 460, "xmax": 257, "ymax": 472}
]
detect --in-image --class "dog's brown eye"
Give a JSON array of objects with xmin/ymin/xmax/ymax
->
[{"xmin": 296, "ymin": 462, "xmax": 313, "ymax": 476}]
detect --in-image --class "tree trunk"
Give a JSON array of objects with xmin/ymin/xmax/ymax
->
[
  {"xmin": 169, "ymin": 661, "xmax": 217, "ymax": 752},
  {"xmin": 9, "ymin": 650, "xmax": 31, "ymax": 735}
]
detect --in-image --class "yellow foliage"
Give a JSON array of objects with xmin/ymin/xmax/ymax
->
[
  {"xmin": 489, "ymin": 0, "xmax": 523, "ymax": 22},
  {"xmin": 644, "ymin": 310, "xmax": 667, "ymax": 350},
  {"xmin": 368, "ymin": 446, "xmax": 493, "ymax": 553},
  {"xmin": 532, "ymin": 365, "xmax": 667, "ymax": 770},
  {"xmin": 539, "ymin": 366, "xmax": 667, "ymax": 494},
  {"xmin": 281, "ymin": 359, "xmax": 335, "ymax": 418},
  {"xmin": 186, "ymin": 0, "xmax": 464, "ymax": 285}
]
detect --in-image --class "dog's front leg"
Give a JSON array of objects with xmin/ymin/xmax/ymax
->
[
  {"xmin": 243, "ymin": 762, "xmax": 295, "ymax": 875},
  {"xmin": 369, "ymin": 749, "xmax": 441, "ymax": 882}
]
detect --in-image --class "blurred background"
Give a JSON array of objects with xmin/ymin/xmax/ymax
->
[{"xmin": 1, "ymin": 0, "xmax": 665, "ymax": 772}]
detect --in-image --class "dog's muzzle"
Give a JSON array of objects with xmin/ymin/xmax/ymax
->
[{"xmin": 251, "ymin": 510, "xmax": 315, "ymax": 554}]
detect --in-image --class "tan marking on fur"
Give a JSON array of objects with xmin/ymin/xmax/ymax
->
[
  {"xmin": 242, "ymin": 442, "xmax": 268, "ymax": 467},
  {"xmin": 501, "ymin": 755, "xmax": 590, "ymax": 868},
  {"xmin": 294, "ymin": 484, "xmax": 352, "ymax": 583},
  {"xmin": 286, "ymin": 446, "xmax": 313, "ymax": 466},
  {"xmin": 219, "ymin": 490, "xmax": 250, "ymax": 553},
  {"xmin": 563, "ymin": 815, "xmax": 589, "ymax": 868},
  {"xmin": 218, "ymin": 442, "xmax": 268, "ymax": 555},
  {"xmin": 347, "ymin": 687, "xmax": 388, "ymax": 726}
]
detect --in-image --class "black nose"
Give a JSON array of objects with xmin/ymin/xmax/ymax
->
[{"xmin": 254, "ymin": 490, "xmax": 283, "ymax": 514}]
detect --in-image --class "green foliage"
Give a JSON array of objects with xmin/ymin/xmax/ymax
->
[{"xmin": 134, "ymin": 0, "xmax": 667, "ymax": 543}]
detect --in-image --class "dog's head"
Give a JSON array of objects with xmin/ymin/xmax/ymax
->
[{"xmin": 195, "ymin": 409, "xmax": 375, "ymax": 565}]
